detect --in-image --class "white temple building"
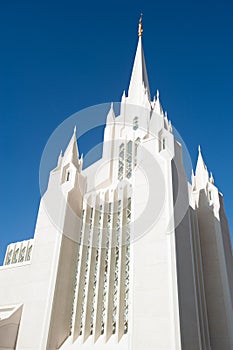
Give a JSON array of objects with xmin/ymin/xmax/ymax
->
[{"xmin": 0, "ymin": 17, "xmax": 233, "ymax": 350}]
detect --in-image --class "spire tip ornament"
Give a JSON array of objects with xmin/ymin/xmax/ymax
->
[{"xmin": 138, "ymin": 13, "xmax": 143, "ymax": 37}]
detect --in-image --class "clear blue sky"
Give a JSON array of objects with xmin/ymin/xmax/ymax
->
[{"xmin": 0, "ymin": 0, "xmax": 233, "ymax": 263}]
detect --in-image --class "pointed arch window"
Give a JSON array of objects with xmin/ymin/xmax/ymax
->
[
  {"xmin": 126, "ymin": 141, "xmax": 133, "ymax": 179},
  {"xmin": 19, "ymin": 247, "xmax": 26, "ymax": 263},
  {"xmin": 134, "ymin": 137, "xmax": 140, "ymax": 166},
  {"xmin": 112, "ymin": 199, "xmax": 121, "ymax": 334},
  {"xmin": 12, "ymin": 248, "xmax": 19, "ymax": 264},
  {"xmin": 118, "ymin": 143, "xmax": 125, "ymax": 180},
  {"xmin": 26, "ymin": 245, "xmax": 33, "ymax": 261},
  {"xmin": 6, "ymin": 249, "xmax": 13, "ymax": 265},
  {"xmin": 124, "ymin": 197, "xmax": 131, "ymax": 334}
]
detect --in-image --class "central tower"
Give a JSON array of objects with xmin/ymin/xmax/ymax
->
[{"xmin": 61, "ymin": 16, "xmax": 204, "ymax": 350}]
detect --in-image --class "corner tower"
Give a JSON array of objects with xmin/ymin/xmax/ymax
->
[{"xmin": 191, "ymin": 147, "xmax": 233, "ymax": 349}]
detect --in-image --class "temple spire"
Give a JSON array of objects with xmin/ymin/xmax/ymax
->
[
  {"xmin": 195, "ymin": 145, "xmax": 210, "ymax": 189},
  {"xmin": 63, "ymin": 126, "xmax": 79, "ymax": 168},
  {"xmin": 196, "ymin": 146, "xmax": 207, "ymax": 174},
  {"xmin": 154, "ymin": 90, "xmax": 163, "ymax": 115},
  {"xmin": 106, "ymin": 102, "xmax": 115, "ymax": 124},
  {"xmin": 127, "ymin": 15, "xmax": 150, "ymax": 104}
]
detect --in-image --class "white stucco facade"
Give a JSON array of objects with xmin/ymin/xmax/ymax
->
[{"xmin": 0, "ymin": 19, "xmax": 233, "ymax": 350}]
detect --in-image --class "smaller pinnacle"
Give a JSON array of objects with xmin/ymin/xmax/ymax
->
[{"xmin": 210, "ymin": 172, "xmax": 214, "ymax": 184}]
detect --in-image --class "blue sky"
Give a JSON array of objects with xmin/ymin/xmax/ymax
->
[{"xmin": 0, "ymin": 0, "xmax": 233, "ymax": 263}]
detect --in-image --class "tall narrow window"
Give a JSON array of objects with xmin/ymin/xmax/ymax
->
[
  {"xmin": 162, "ymin": 138, "xmax": 166, "ymax": 150},
  {"xmin": 159, "ymin": 137, "xmax": 166, "ymax": 151},
  {"xmin": 133, "ymin": 117, "xmax": 139, "ymax": 130},
  {"xmin": 112, "ymin": 200, "xmax": 121, "ymax": 334},
  {"xmin": 66, "ymin": 171, "xmax": 70, "ymax": 181},
  {"xmin": 209, "ymin": 191, "xmax": 212, "ymax": 201},
  {"xmin": 124, "ymin": 197, "xmax": 131, "ymax": 334},
  {"xmin": 126, "ymin": 198, "xmax": 131, "ymax": 225},
  {"xmin": 80, "ymin": 207, "xmax": 93, "ymax": 335},
  {"xmin": 70, "ymin": 209, "xmax": 85, "ymax": 334},
  {"xmin": 134, "ymin": 137, "xmax": 140, "ymax": 166},
  {"xmin": 12, "ymin": 248, "xmax": 19, "ymax": 264},
  {"xmin": 19, "ymin": 247, "xmax": 26, "ymax": 263},
  {"xmin": 126, "ymin": 141, "xmax": 133, "ymax": 179},
  {"xmin": 6, "ymin": 249, "xmax": 13, "ymax": 265},
  {"xmin": 118, "ymin": 143, "xmax": 125, "ymax": 180},
  {"xmin": 90, "ymin": 205, "xmax": 102, "ymax": 335},
  {"xmin": 26, "ymin": 245, "xmax": 32, "ymax": 261},
  {"xmin": 101, "ymin": 203, "xmax": 112, "ymax": 334}
]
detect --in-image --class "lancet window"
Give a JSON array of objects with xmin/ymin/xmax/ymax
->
[
  {"xmin": 12, "ymin": 248, "xmax": 19, "ymax": 263},
  {"xmin": 118, "ymin": 143, "xmax": 125, "ymax": 180},
  {"xmin": 90, "ymin": 205, "xmax": 102, "ymax": 335},
  {"xmin": 19, "ymin": 247, "xmax": 26, "ymax": 263},
  {"xmin": 134, "ymin": 137, "xmax": 140, "ymax": 166},
  {"xmin": 26, "ymin": 245, "xmax": 33, "ymax": 261},
  {"xmin": 6, "ymin": 249, "xmax": 13, "ymax": 265},
  {"xmin": 124, "ymin": 197, "xmax": 131, "ymax": 334},
  {"xmin": 112, "ymin": 200, "xmax": 121, "ymax": 334},
  {"xmin": 126, "ymin": 141, "xmax": 133, "ymax": 179}
]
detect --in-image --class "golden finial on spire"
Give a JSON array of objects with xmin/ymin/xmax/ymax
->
[{"xmin": 138, "ymin": 13, "xmax": 143, "ymax": 37}]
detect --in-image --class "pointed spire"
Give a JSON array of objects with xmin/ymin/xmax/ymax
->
[
  {"xmin": 164, "ymin": 110, "xmax": 169, "ymax": 130},
  {"xmin": 106, "ymin": 102, "xmax": 115, "ymax": 124},
  {"xmin": 210, "ymin": 172, "xmax": 214, "ymax": 184},
  {"xmin": 121, "ymin": 90, "xmax": 126, "ymax": 102},
  {"xmin": 154, "ymin": 90, "xmax": 163, "ymax": 115},
  {"xmin": 168, "ymin": 120, "xmax": 172, "ymax": 132},
  {"xmin": 127, "ymin": 15, "xmax": 150, "ymax": 104},
  {"xmin": 196, "ymin": 145, "xmax": 207, "ymax": 173},
  {"xmin": 63, "ymin": 126, "xmax": 79, "ymax": 168},
  {"xmin": 191, "ymin": 169, "xmax": 195, "ymax": 180},
  {"xmin": 57, "ymin": 150, "xmax": 63, "ymax": 167},
  {"xmin": 195, "ymin": 145, "xmax": 210, "ymax": 190},
  {"xmin": 152, "ymin": 94, "xmax": 156, "ymax": 104},
  {"xmin": 196, "ymin": 145, "xmax": 206, "ymax": 171}
]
